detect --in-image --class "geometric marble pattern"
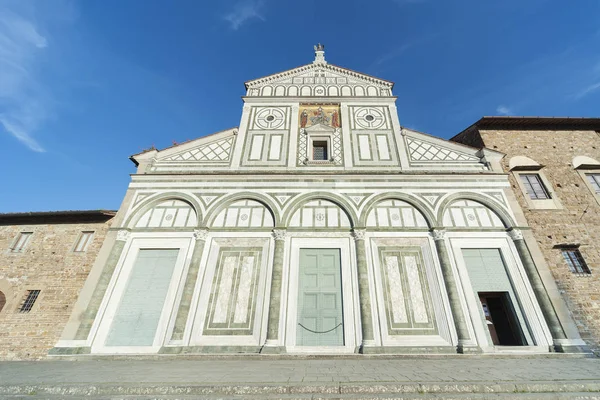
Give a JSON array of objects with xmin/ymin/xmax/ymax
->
[
  {"xmin": 211, "ymin": 200, "xmax": 275, "ymax": 228},
  {"xmin": 203, "ymin": 247, "xmax": 262, "ymax": 335},
  {"xmin": 135, "ymin": 200, "xmax": 197, "ymax": 228},
  {"xmin": 289, "ymin": 199, "xmax": 351, "ymax": 228},
  {"xmin": 366, "ymin": 200, "xmax": 428, "ymax": 228},
  {"xmin": 407, "ymin": 137, "xmax": 479, "ymax": 162},
  {"xmin": 442, "ymin": 200, "xmax": 504, "ymax": 228},
  {"xmin": 165, "ymin": 137, "xmax": 234, "ymax": 162},
  {"xmin": 379, "ymin": 247, "xmax": 437, "ymax": 335}
]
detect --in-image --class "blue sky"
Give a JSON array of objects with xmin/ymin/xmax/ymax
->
[{"xmin": 1, "ymin": 0, "xmax": 599, "ymax": 212}]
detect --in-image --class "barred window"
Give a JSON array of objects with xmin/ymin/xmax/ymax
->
[
  {"xmin": 73, "ymin": 231, "xmax": 94, "ymax": 252},
  {"xmin": 312, "ymin": 140, "xmax": 328, "ymax": 161},
  {"xmin": 561, "ymin": 249, "xmax": 591, "ymax": 274},
  {"xmin": 586, "ymin": 174, "xmax": 600, "ymax": 194},
  {"xmin": 10, "ymin": 232, "xmax": 32, "ymax": 253},
  {"xmin": 19, "ymin": 290, "xmax": 41, "ymax": 313},
  {"xmin": 520, "ymin": 174, "xmax": 551, "ymax": 200}
]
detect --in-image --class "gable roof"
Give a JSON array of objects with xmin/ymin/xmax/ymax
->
[{"xmin": 244, "ymin": 62, "xmax": 394, "ymax": 90}]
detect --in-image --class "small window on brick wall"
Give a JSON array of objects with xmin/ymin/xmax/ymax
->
[
  {"xmin": 10, "ymin": 232, "xmax": 32, "ymax": 253},
  {"xmin": 586, "ymin": 174, "xmax": 600, "ymax": 194},
  {"xmin": 19, "ymin": 290, "xmax": 40, "ymax": 313},
  {"xmin": 561, "ymin": 249, "xmax": 591, "ymax": 274},
  {"xmin": 74, "ymin": 231, "xmax": 94, "ymax": 252},
  {"xmin": 520, "ymin": 174, "xmax": 551, "ymax": 200}
]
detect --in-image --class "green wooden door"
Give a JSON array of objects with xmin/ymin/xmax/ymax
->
[{"xmin": 296, "ymin": 248, "xmax": 344, "ymax": 346}]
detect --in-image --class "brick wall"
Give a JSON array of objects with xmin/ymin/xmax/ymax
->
[
  {"xmin": 0, "ymin": 219, "xmax": 112, "ymax": 360},
  {"xmin": 471, "ymin": 129, "xmax": 600, "ymax": 353}
]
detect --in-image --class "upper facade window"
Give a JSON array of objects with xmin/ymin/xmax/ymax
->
[
  {"xmin": 520, "ymin": 174, "xmax": 551, "ymax": 200},
  {"xmin": 74, "ymin": 231, "xmax": 94, "ymax": 252},
  {"xmin": 312, "ymin": 140, "xmax": 328, "ymax": 161},
  {"xmin": 10, "ymin": 232, "xmax": 32, "ymax": 253},
  {"xmin": 586, "ymin": 173, "xmax": 600, "ymax": 194},
  {"xmin": 561, "ymin": 249, "xmax": 591, "ymax": 274}
]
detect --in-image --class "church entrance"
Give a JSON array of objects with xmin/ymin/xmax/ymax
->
[{"xmin": 296, "ymin": 248, "xmax": 344, "ymax": 346}]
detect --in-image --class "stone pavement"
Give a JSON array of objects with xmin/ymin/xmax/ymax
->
[{"xmin": 1, "ymin": 356, "xmax": 600, "ymax": 398}]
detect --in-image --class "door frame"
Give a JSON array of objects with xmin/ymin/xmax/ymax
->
[
  {"xmin": 284, "ymin": 237, "xmax": 358, "ymax": 353},
  {"xmin": 91, "ymin": 235, "xmax": 193, "ymax": 354},
  {"xmin": 448, "ymin": 234, "xmax": 553, "ymax": 352}
]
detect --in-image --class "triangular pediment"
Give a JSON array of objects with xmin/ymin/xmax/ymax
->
[
  {"xmin": 245, "ymin": 62, "xmax": 394, "ymax": 91},
  {"xmin": 304, "ymin": 123, "xmax": 336, "ymax": 133}
]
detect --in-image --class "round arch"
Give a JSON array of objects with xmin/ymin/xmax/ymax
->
[
  {"xmin": 282, "ymin": 192, "xmax": 358, "ymax": 228},
  {"xmin": 359, "ymin": 193, "xmax": 435, "ymax": 228},
  {"xmin": 123, "ymin": 192, "xmax": 203, "ymax": 229},
  {"xmin": 202, "ymin": 192, "xmax": 279, "ymax": 227},
  {"xmin": 436, "ymin": 192, "xmax": 516, "ymax": 228}
]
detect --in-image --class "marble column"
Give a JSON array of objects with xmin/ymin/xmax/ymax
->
[
  {"xmin": 75, "ymin": 229, "xmax": 130, "ymax": 340},
  {"xmin": 432, "ymin": 229, "xmax": 475, "ymax": 353},
  {"xmin": 508, "ymin": 229, "xmax": 566, "ymax": 344},
  {"xmin": 352, "ymin": 229, "xmax": 375, "ymax": 352},
  {"xmin": 169, "ymin": 228, "xmax": 209, "ymax": 342},
  {"xmin": 261, "ymin": 228, "xmax": 287, "ymax": 353}
]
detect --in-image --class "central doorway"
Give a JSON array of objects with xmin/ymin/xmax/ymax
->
[{"xmin": 296, "ymin": 248, "xmax": 344, "ymax": 346}]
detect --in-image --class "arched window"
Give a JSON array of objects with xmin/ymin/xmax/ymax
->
[
  {"xmin": 135, "ymin": 199, "xmax": 197, "ymax": 228},
  {"xmin": 289, "ymin": 199, "xmax": 351, "ymax": 228},
  {"xmin": 366, "ymin": 199, "xmax": 429, "ymax": 228},
  {"xmin": 442, "ymin": 200, "xmax": 504, "ymax": 228},
  {"xmin": 211, "ymin": 199, "xmax": 274, "ymax": 228}
]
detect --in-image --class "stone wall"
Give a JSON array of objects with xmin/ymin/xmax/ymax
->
[
  {"xmin": 465, "ymin": 128, "xmax": 600, "ymax": 353},
  {"xmin": 0, "ymin": 218, "xmax": 112, "ymax": 360}
]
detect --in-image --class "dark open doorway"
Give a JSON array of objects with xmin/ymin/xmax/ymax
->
[{"xmin": 478, "ymin": 292, "xmax": 525, "ymax": 346}]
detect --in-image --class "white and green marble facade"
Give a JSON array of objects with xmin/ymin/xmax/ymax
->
[{"xmin": 52, "ymin": 46, "xmax": 587, "ymax": 356}]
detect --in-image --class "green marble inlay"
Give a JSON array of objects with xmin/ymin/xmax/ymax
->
[
  {"xmin": 204, "ymin": 247, "xmax": 263, "ymax": 336},
  {"xmin": 378, "ymin": 246, "xmax": 437, "ymax": 336}
]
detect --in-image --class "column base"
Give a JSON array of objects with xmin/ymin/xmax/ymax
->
[
  {"xmin": 457, "ymin": 344, "xmax": 482, "ymax": 354},
  {"xmin": 355, "ymin": 340, "xmax": 377, "ymax": 354},
  {"xmin": 552, "ymin": 339, "xmax": 592, "ymax": 354}
]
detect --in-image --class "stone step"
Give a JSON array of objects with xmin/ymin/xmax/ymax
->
[
  {"xmin": 2, "ymin": 381, "xmax": 600, "ymax": 398},
  {"xmin": 5, "ymin": 393, "xmax": 600, "ymax": 400}
]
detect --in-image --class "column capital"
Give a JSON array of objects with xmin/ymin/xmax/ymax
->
[
  {"xmin": 507, "ymin": 228, "xmax": 524, "ymax": 241},
  {"xmin": 431, "ymin": 228, "xmax": 446, "ymax": 241},
  {"xmin": 116, "ymin": 230, "xmax": 130, "ymax": 242},
  {"xmin": 194, "ymin": 228, "xmax": 209, "ymax": 241},
  {"xmin": 272, "ymin": 228, "xmax": 288, "ymax": 241},
  {"xmin": 352, "ymin": 229, "xmax": 366, "ymax": 241}
]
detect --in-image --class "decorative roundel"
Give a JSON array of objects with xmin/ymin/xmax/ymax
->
[
  {"xmin": 355, "ymin": 107, "xmax": 385, "ymax": 129},
  {"xmin": 255, "ymin": 108, "xmax": 285, "ymax": 129}
]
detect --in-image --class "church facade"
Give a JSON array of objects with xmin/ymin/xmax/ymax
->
[{"xmin": 52, "ymin": 45, "xmax": 586, "ymax": 356}]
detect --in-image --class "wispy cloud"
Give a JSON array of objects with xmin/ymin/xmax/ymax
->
[
  {"xmin": 496, "ymin": 105, "xmax": 514, "ymax": 116},
  {"xmin": 224, "ymin": 0, "xmax": 265, "ymax": 30},
  {"xmin": 572, "ymin": 82, "xmax": 600, "ymax": 100},
  {"xmin": 370, "ymin": 35, "xmax": 436, "ymax": 71},
  {"xmin": 0, "ymin": 3, "xmax": 51, "ymax": 152}
]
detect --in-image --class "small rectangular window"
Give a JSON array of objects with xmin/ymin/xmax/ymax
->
[
  {"xmin": 520, "ymin": 174, "xmax": 551, "ymax": 200},
  {"xmin": 10, "ymin": 232, "xmax": 32, "ymax": 253},
  {"xmin": 312, "ymin": 140, "xmax": 328, "ymax": 161},
  {"xmin": 74, "ymin": 231, "xmax": 94, "ymax": 252},
  {"xmin": 586, "ymin": 174, "xmax": 600, "ymax": 194},
  {"xmin": 561, "ymin": 249, "xmax": 591, "ymax": 274},
  {"xmin": 19, "ymin": 290, "xmax": 41, "ymax": 313}
]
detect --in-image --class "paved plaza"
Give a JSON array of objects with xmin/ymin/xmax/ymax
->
[{"xmin": 1, "ymin": 356, "xmax": 600, "ymax": 398}]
